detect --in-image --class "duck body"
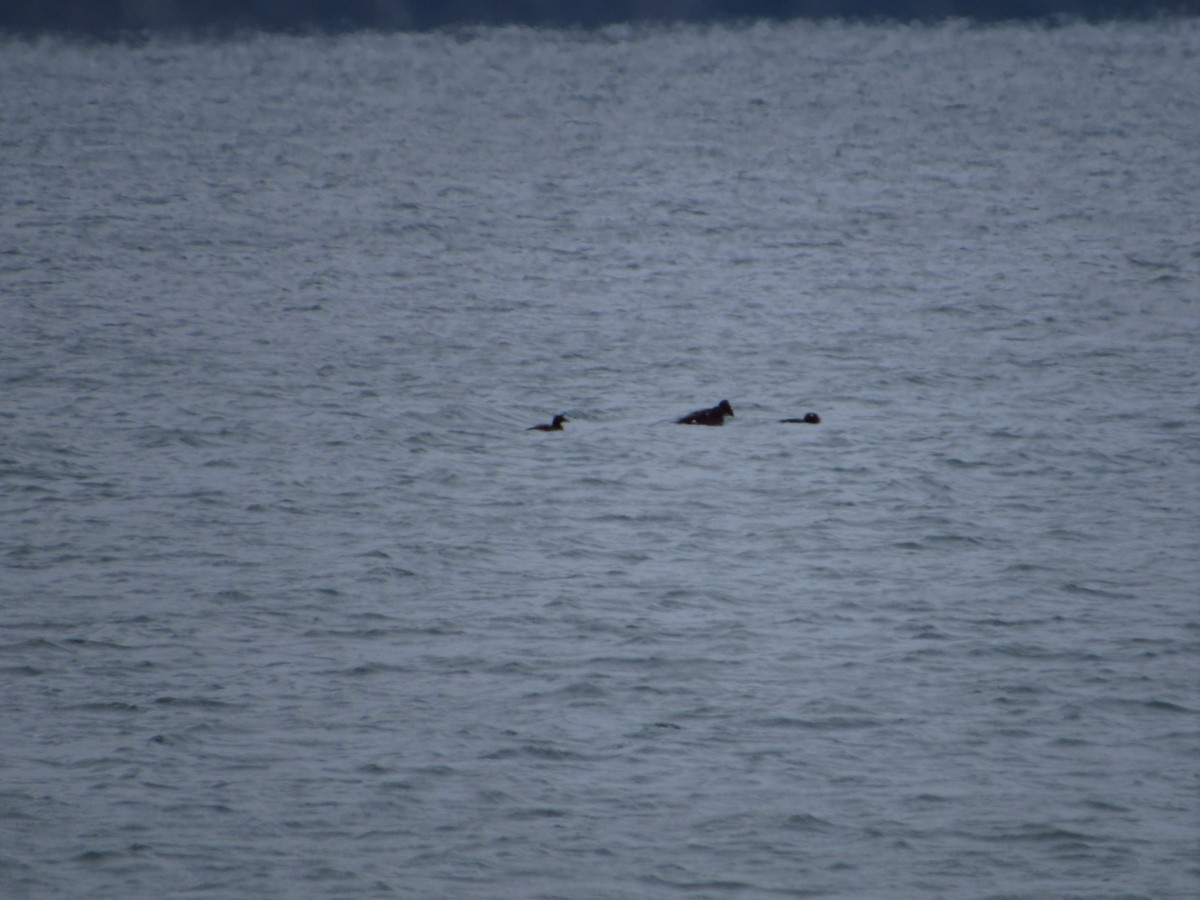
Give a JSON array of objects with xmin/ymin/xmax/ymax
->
[
  {"xmin": 677, "ymin": 399, "xmax": 734, "ymax": 426},
  {"xmin": 528, "ymin": 414, "xmax": 568, "ymax": 432},
  {"xmin": 780, "ymin": 413, "xmax": 821, "ymax": 425}
]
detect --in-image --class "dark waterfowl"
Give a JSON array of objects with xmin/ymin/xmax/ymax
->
[
  {"xmin": 780, "ymin": 413, "xmax": 821, "ymax": 424},
  {"xmin": 677, "ymin": 399, "xmax": 734, "ymax": 426},
  {"xmin": 528, "ymin": 414, "xmax": 568, "ymax": 432}
]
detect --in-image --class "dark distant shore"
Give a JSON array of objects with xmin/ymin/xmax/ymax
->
[{"xmin": 2, "ymin": 0, "xmax": 1196, "ymax": 36}]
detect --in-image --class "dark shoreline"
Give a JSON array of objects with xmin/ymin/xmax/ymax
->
[{"xmin": 3, "ymin": 0, "xmax": 1196, "ymax": 39}]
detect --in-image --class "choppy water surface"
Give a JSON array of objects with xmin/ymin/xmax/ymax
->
[{"xmin": 2, "ymin": 20, "xmax": 1198, "ymax": 899}]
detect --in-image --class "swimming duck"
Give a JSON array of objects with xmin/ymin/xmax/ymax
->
[
  {"xmin": 528, "ymin": 414, "xmax": 568, "ymax": 432},
  {"xmin": 677, "ymin": 399, "xmax": 734, "ymax": 426},
  {"xmin": 780, "ymin": 413, "xmax": 821, "ymax": 424}
]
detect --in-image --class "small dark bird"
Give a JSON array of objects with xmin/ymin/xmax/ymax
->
[
  {"xmin": 677, "ymin": 399, "xmax": 734, "ymax": 426},
  {"xmin": 528, "ymin": 414, "xmax": 568, "ymax": 432},
  {"xmin": 780, "ymin": 413, "xmax": 821, "ymax": 424}
]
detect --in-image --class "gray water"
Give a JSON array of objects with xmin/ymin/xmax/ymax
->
[{"xmin": 2, "ymin": 20, "xmax": 1198, "ymax": 899}]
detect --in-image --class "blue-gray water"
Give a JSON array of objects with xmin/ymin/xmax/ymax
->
[{"xmin": 2, "ymin": 20, "xmax": 1198, "ymax": 899}]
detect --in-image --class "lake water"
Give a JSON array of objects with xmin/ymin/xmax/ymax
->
[{"xmin": 1, "ymin": 19, "xmax": 1198, "ymax": 899}]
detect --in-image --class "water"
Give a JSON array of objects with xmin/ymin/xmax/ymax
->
[{"xmin": 2, "ymin": 19, "xmax": 1198, "ymax": 899}]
